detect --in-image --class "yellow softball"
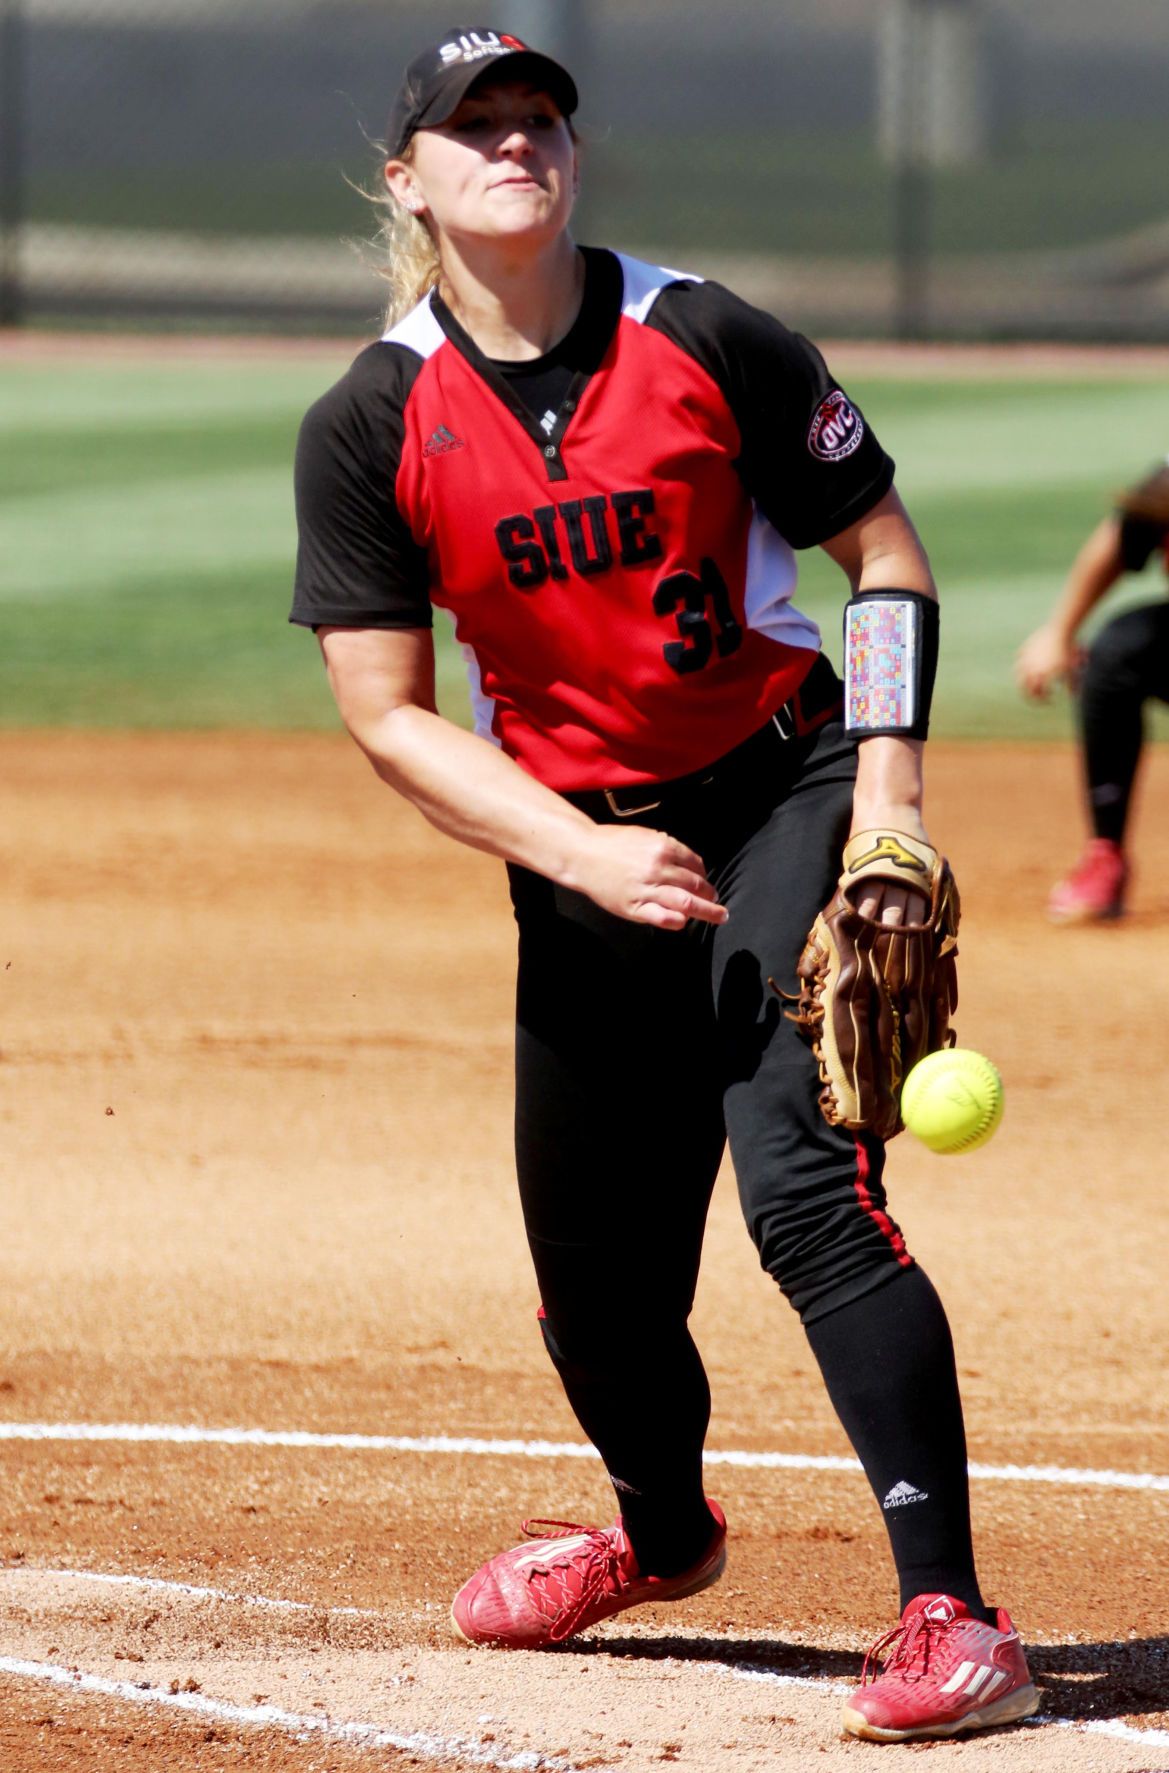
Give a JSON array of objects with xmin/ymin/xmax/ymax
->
[{"xmin": 900, "ymin": 1049, "xmax": 1003, "ymax": 1155}]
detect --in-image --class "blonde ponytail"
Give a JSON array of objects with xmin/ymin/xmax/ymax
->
[{"xmin": 364, "ymin": 143, "xmax": 441, "ymax": 330}]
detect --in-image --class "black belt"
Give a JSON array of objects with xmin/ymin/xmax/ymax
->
[{"xmin": 570, "ymin": 653, "xmax": 844, "ymax": 820}]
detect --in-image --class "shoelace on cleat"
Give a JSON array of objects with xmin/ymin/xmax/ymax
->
[
  {"xmin": 860, "ymin": 1610, "xmax": 941, "ymax": 1688},
  {"xmin": 517, "ymin": 1518, "xmax": 631, "ymax": 1644}
]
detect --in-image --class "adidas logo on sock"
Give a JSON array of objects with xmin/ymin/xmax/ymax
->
[
  {"xmin": 423, "ymin": 424, "xmax": 465, "ymax": 457},
  {"xmin": 883, "ymin": 1479, "xmax": 929, "ymax": 1510}
]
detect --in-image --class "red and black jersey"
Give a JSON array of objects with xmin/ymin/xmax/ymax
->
[{"xmin": 292, "ymin": 248, "xmax": 894, "ymax": 791}]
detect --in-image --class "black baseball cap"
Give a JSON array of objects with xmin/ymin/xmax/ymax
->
[{"xmin": 386, "ymin": 26, "xmax": 578, "ymax": 157}]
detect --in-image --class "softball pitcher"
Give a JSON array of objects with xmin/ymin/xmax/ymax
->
[{"xmin": 291, "ymin": 26, "xmax": 1038, "ymax": 1742}]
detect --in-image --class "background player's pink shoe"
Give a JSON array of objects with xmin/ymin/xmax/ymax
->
[
  {"xmin": 1047, "ymin": 838, "xmax": 1128, "ymax": 923},
  {"xmin": 842, "ymin": 1593, "xmax": 1040, "ymax": 1741},
  {"xmin": 450, "ymin": 1502, "xmax": 726, "ymax": 1648}
]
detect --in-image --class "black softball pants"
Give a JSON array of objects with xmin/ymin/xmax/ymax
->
[
  {"xmin": 1079, "ymin": 600, "xmax": 1169, "ymax": 843},
  {"xmin": 508, "ymin": 676, "xmax": 983, "ymax": 1610}
]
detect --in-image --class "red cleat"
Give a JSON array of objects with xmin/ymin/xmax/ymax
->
[
  {"xmin": 842, "ymin": 1593, "xmax": 1040, "ymax": 1741},
  {"xmin": 1047, "ymin": 838, "xmax": 1128, "ymax": 924},
  {"xmin": 450, "ymin": 1502, "xmax": 726, "ymax": 1648}
]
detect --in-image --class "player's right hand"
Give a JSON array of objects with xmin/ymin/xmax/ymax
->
[
  {"xmin": 566, "ymin": 825, "xmax": 728, "ymax": 929},
  {"xmin": 1014, "ymin": 623, "xmax": 1085, "ymax": 700}
]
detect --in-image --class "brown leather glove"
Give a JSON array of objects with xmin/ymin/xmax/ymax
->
[{"xmin": 783, "ymin": 830, "xmax": 960, "ymax": 1141}]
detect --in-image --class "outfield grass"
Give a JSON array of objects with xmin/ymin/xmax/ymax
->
[{"xmin": 2, "ymin": 354, "xmax": 1168, "ymax": 740}]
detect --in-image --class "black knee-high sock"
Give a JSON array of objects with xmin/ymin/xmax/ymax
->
[{"xmin": 805, "ymin": 1265, "xmax": 992, "ymax": 1621}]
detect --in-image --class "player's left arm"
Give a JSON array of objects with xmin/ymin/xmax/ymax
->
[
  {"xmin": 1014, "ymin": 515, "xmax": 1124, "ymax": 701},
  {"xmin": 819, "ymin": 485, "xmax": 936, "ymax": 924}
]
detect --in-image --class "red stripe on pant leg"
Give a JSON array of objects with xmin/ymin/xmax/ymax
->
[{"xmin": 853, "ymin": 1136, "xmax": 912, "ymax": 1266}]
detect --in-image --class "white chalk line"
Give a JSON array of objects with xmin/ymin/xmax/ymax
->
[
  {"xmin": 5, "ymin": 1570, "xmax": 1169, "ymax": 1758},
  {"xmin": 3, "ymin": 1642, "xmax": 1168, "ymax": 1761},
  {"xmin": 719, "ymin": 1666, "xmax": 1169, "ymax": 1750},
  {"xmin": 19, "ymin": 1566, "xmax": 379, "ymax": 1619},
  {"xmin": 5, "ymin": 1426, "xmax": 1168, "ymax": 1754},
  {"xmin": 2, "ymin": 1421, "xmax": 1168, "ymax": 1495},
  {"xmin": 11, "ymin": 1567, "xmax": 842, "ymax": 1696},
  {"xmin": 1035, "ymin": 1715, "xmax": 1169, "ymax": 1750},
  {"xmin": 717, "ymin": 1663, "xmax": 850, "ymax": 1696},
  {"xmin": 0, "ymin": 1655, "xmax": 595, "ymax": 1773},
  {"xmin": 722, "ymin": 1666, "xmax": 1169, "ymax": 1753}
]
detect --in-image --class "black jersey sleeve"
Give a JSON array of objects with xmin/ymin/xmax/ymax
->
[
  {"xmin": 290, "ymin": 342, "xmax": 432, "ymax": 630},
  {"xmin": 1117, "ymin": 460, "xmax": 1169, "ymax": 574},
  {"xmin": 642, "ymin": 279, "xmax": 894, "ymax": 549}
]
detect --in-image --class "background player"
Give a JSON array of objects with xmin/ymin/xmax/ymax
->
[
  {"xmin": 292, "ymin": 26, "xmax": 1038, "ymax": 1742},
  {"xmin": 1016, "ymin": 457, "xmax": 1169, "ymax": 921}
]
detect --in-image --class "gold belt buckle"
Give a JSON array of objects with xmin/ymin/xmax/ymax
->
[{"xmin": 603, "ymin": 787, "xmax": 663, "ymax": 818}]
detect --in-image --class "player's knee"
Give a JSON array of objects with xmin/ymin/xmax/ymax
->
[
  {"xmin": 750, "ymin": 1189, "xmax": 911, "ymax": 1326},
  {"xmin": 762, "ymin": 1244, "xmax": 913, "ymax": 1325},
  {"xmin": 537, "ymin": 1301, "xmax": 693, "ymax": 1382}
]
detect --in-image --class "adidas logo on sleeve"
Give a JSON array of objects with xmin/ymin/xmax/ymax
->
[{"xmin": 422, "ymin": 424, "xmax": 465, "ymax": 457}]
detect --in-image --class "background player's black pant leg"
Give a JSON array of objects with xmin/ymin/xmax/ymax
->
[
  {"xmin": 1079, "ymin": 603, "xmax": 1169, "ymax": 843},
  {"xmin": 700, "ymin": 715, "xmax": 986, "ymax": 1615},
  {"xmin": 510, "ymin": 865, "xmax": 726, "ymax": 1576}
]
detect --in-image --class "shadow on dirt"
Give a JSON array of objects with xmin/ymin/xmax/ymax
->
[
  {"xmin": 565, "ymin": 1631, "xmax": 1169, "ymax": 1729},
  {"xmin": 565, "ymin": 1631, "xmax": 862, "ymax": 1682},
  {"xmin": 1028, "ymin": 1636, "xmax": 1169, "ymax": 1724}
]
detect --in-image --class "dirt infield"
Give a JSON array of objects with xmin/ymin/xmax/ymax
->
[{"xmin": 2, "ymin": 731, "xmax": 1168, "ymax": 1771}]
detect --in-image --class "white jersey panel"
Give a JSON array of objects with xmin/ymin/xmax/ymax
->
[
  {"xmin": 382, "ymin": 294, "xmax": 446, "ymax": 358},
  {"xmin": 742, "ymin": 506, "xmax": 821, "ymax": 653},
  {"xmin": 614, "ymin": 251, "xmax": 703, "ymax": 326},
  {"xmin": 441, "ymin": 610, "xmax": 503, "ymax": 749}
]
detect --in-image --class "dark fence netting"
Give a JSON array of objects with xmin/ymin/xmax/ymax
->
[{"xmin": 2, "ymin": 0, "xmax": 1168, "ymax": 338}]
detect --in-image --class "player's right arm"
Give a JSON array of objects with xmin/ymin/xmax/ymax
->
[
  {"xmin": 1014, "ymin": 515, "xmax": 1125, "ymax": 700},
  {"xmin": 317, "ymin": 623, "xmax": 726, "ymax": 932},
  {"xmin": 293, "ymin": 350, "xmax": 722, "ymax": 932}
]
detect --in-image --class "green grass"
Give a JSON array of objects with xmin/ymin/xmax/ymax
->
[{"xmin": 2, "ymin": 356, "xmax": 1168, "ymax": 739}]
